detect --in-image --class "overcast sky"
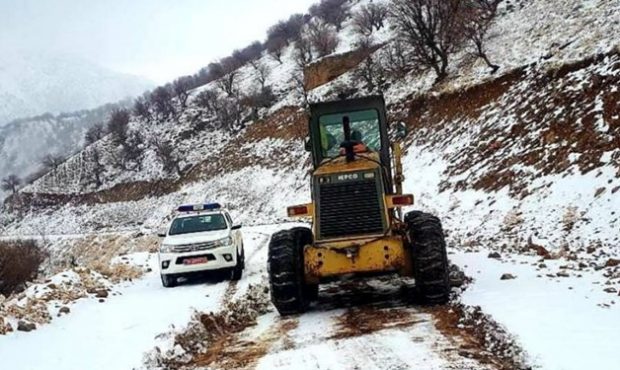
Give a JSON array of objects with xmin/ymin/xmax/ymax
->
[{"xmin": 0, "ymin": 0, "xmax": 317, "ymax": 83}]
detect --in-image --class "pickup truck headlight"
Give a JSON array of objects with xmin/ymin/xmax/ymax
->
[
  {"xmin": 215, "ymin": 237, "xmax": 233, "ymax": 247},
  {"xmin": 160, "ymin": 244, "xmax": 175, "ymax": 253}
]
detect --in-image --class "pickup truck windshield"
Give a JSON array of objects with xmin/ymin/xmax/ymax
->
[{"xmin": 169, "ymin": 214, "xmax": 228, "ymax": 235}]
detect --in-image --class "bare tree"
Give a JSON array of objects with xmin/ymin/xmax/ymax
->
[
  {"xmin": 122, "ymin": 131, "xmax": 146, "ymax": 171},
  {"xmin": 354, "ymin": 53, "xmax": 386, "ymax": 92},
  {"xmin": 84, "ymin": 147, "xmax": 104, "ymax": 188},
  {"xmin": 173, "ymin": 77, "xmax": 192, "ymax": 107},
  {"xmin": 307, "ymin": 19, "xmax": 339, "ymax": 58},
  {"xmin": 390, "ymin": 0, "xmax": 466, "ymax": 82},
  {"xmin": 309, "ymin": 0, "xmax": 349, "ymax": 30},
  {"xmin": 1, "ymin": 175, "xmax": 21, "ymax": 194},
  {"xmin": 462, "ymin": 0, "xmax": 501, "ymax": 73},
  {"xmin": 242, "ymin": 85, "xmax": 277, "ymax": 113},
  {"xmin": 234, "ymin": 41, "xmax": 264, "ymax": 64},
  {"xmin": 42, "ymin": 153, "xmax": 65, "ymax": 172},
  {"xmin": 266, "ymin": 36, "xmax": 287, "ymax": 63},
  {"xmin": 133, "ymin": 96, "xmax": 152, "ymax": 122},
  {"xmin": 217, "ymin": 57, "xmax": 241, "ymax": 97},
  {"xmin": 84, "ymin": 123, "xmax": 105, "ymax": 146},
  {"xmin": 195, "ymin": 89, "xmax": 221, "ymax": 115},
  {"xmin": 150, "ymin": 86, "xmax": 176, "ymax": 119},
  {"xmin": 251, "ymin": 60, "xmax": 271, "ymax": 89},
  {"xmin": 381, "ymin": 40, "xmax": 416, "ymax": 79},
  {"xmin": 107, "ymin": 109, "xmax": 130, "ymax": 145},
  {"xmin": 215, "ymin": 98, "xmax": 244, "ymax": 133},
  {"xmin": 352, "ymin": 2, "xmax": 389, "ymax": 36},
  {"xmin": 293, "ymin": 34, "xmax": 314, "ymax": 68},
  {"xmin": 267, "ymin": 14, "xmax": 308, "ymax": 45},
  {"xmin": 290, "ymin": 68, "xmax": 310, "ymax": 110},
  {"xmin": 152, "ymin": 139, "xmax": 182, "ymax": 176}
]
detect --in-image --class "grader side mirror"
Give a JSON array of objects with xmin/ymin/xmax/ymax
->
[
  {"xmin": 394, "ymin": 122, "xmax": 408, "ymax": 140},
  {"xmin": 304, "ymin": 137, "xmax": 312, "ymax": 152}
]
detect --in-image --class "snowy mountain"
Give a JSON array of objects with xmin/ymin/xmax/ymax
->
[
  {"xmin": 0, "ymin": 103, "xmax": 126, "ymax": 200},
  {"xmin": 0, "ymin": 49, "xmax": 153, "ymax": 125}
]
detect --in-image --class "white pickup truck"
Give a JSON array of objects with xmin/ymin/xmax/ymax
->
[{"xmin": 157, "ymin": 203, "xmax": 244, "ymax": 287}]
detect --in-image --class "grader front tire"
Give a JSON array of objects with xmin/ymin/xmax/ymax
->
[
  {"xmin": 405, "ymin": 211, "xmax": 451, "ymax": 304},
  {"xmin": 268, "ymin": 227, "xmax": 313, "ymax": 315}
]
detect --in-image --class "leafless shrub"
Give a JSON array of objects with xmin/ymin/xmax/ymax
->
[
  {"xmin": 309, "ymin": 0, "xmax": 349, "ymax": 30},
  {"xmin": 389, "ymin": 0, "xmax": 466, "ymax": 82},
  {"xmin": 195, "ymin": 89, "xmax": 221, "ymax": 115},
  {"xmin": 217, "ymin": 57, "xmax": 242, "ymax": 97},
  {"xmin": 41, "ymin": 153, "xmax": 65, "ymax": 172},
  {"xmin": 293, "ymin": 33, "xmax": 314, "ymax": 68},
  {"xmin": 150, "ymin": 86, "xmax": 176, "ymax": 119},
  {"xmin": 266, "ymin": 36, "xmax": 287, "ymax": 63},
  {"xmin": 352, "ymin": 2, "xmax": 388, "ymax": 36},
  {"xmin": 462, "ymin": 0, "xmax": 501, "ymax": 73},
  {"xmin": 152, "ymin": 139, "xmax": 182, "ymax": 176},
  {"xmin": 232, "ymin": 43, "xmax": 261, "ymax": 66},
  {"xmin": 1, "ymin": 175, "xmax": 21, "ymax": 194},
  {"xmin": 215, "ymin": 98, "xmax": 244, "ymax": 133},
  {"xmin": 267, "ymin": 14, "xmax": 308, "ymax": 46},
  {"xmin": 381, "ymin": 40, "xmax": 416, "ymax": 79},
  {"xmin": 122, "ymin": 131, "xmax": 146, "ymax": 171},
  {"xmin": 173, "ymin": 77, "xmax": 192, "ymax": 107},
  {"xmin": 307, "ymin": 19, "xmax": 340, "ymax": 58},
  {"xmin": 133, "ymin": 96, "xmax": 152, "ymax": 122},
  {"xmin": 290, "ymin": 69, "xmax": 310, "ymax": 110},
  {"xmin": 354, "ymin": 54, "xmax": 386, "ymax": 93},
  {"xmin": 250, "ymin": 60, "xmax": 271, "ymax": 90},
  {"xmin": 242, "ymin": 86, "xmax": 277, "ymax": 111},
  {"xmin": 107, "ymin": 109, "xmax": 130, "ymax": 145},
  {"xmin": 0, "ymin": 240, "xmax": 48, "ymax": 296},
  {"xmin": 84, "ymin": 146, "xmax": 105, "ymax": 188},
  {"xmin": 84, "ymin": 123, "xmax": 106, "ymax": 145}
]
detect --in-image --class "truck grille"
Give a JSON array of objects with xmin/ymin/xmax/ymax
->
[
  {"xmin": 317, "ymin": 178, "xmax": 385, "ymax": 239},
  {"xmin": 171, "ymin": 241, "xmax": 219, "ymax": 253}
]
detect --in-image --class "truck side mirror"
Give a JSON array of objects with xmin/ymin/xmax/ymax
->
[
  {"xmin": 231, "ymin": 224, "xmax": 242, "ymax": 230},
  {"xmin": 304, "ymin": 137, "xmax": 312, "ymax": 152},
  {"xmin": 394, "ymin": 122, "xmax": 408, "ymax": 140}
]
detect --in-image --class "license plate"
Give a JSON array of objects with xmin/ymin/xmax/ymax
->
[{"xmin": 184, "ymin": 257, "xmax": 208, "ymax": 265}]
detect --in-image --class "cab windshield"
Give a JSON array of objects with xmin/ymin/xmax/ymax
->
[
  {"xmin": 318, "ymin": 109, "xmax": 381, "ymax": 158},
  {"xmin": 169, "ymin": 214, "xmax": 228, "ymax": 235}
]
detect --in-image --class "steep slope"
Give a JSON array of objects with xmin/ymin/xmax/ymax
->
[
  {"xmin": 0, "ymin": 103, "xmax": 129, "ymax": 201},
  {"xmin": 5, "ymin": 0, "xmax": 618, "ymax": 252},
  {"xmin": 0, "ymin": 49, "xmax": 153, "ymax": 125}
]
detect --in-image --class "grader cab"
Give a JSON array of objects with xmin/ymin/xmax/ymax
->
[{"xmin": 268, "ymin": 96, "xmax": 450, "ymax": 315}]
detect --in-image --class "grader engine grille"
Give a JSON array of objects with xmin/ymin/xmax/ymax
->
[{"xmin": 317, "ymin": 174, "xmax": 385, "ymax": 239}]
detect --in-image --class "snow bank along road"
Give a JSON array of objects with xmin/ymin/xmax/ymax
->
[{"xmin": 1, "ymin": 225, "xmax": 618, "ymax": 370}]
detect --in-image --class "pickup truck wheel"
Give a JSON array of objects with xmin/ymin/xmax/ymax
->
[
  {"xmin": 161, "ymin": 274, "xmax": 177, "ymax": 288},
  {"xmin": 230, "ymin": 251, "xmax": 244, "ymax": 281}
]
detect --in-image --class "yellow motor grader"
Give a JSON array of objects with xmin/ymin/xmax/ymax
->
[{"xmin": 268, "ymin": 96, "xmax": 449, "ymax": 315}]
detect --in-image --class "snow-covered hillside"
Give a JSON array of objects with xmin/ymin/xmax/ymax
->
[
  {"xmin": 0, "ymin": 49, "xmax": 153, "ymax": 125},
  {"xmin": 0, "ymin": 103, "xmax": 129, "ymax": 201},
  {"xmin": 5, "ymin": 0, "xmax": 618, "ymax": 253}
]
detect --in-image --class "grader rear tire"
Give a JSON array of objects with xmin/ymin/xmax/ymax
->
[
  {"xmin": 268, "ymin": 227, "xmax": 313, "ymax": 315},
  {"xmin": 405, "ymin": 211, "xmax": 450, "ymax": 304}
]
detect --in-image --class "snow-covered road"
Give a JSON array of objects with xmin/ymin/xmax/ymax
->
[
  {"xmin": 2, "ymin": 226, "xmax": 619, "ymax": 370},
  {"xmin": 0, "ymin": 256, "xmax": 232, "ymax": 370}
]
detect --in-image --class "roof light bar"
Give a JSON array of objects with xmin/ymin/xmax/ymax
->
[{"xmin": 177, "ymin": 203, "xmax": 222, "ymax": 212}]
